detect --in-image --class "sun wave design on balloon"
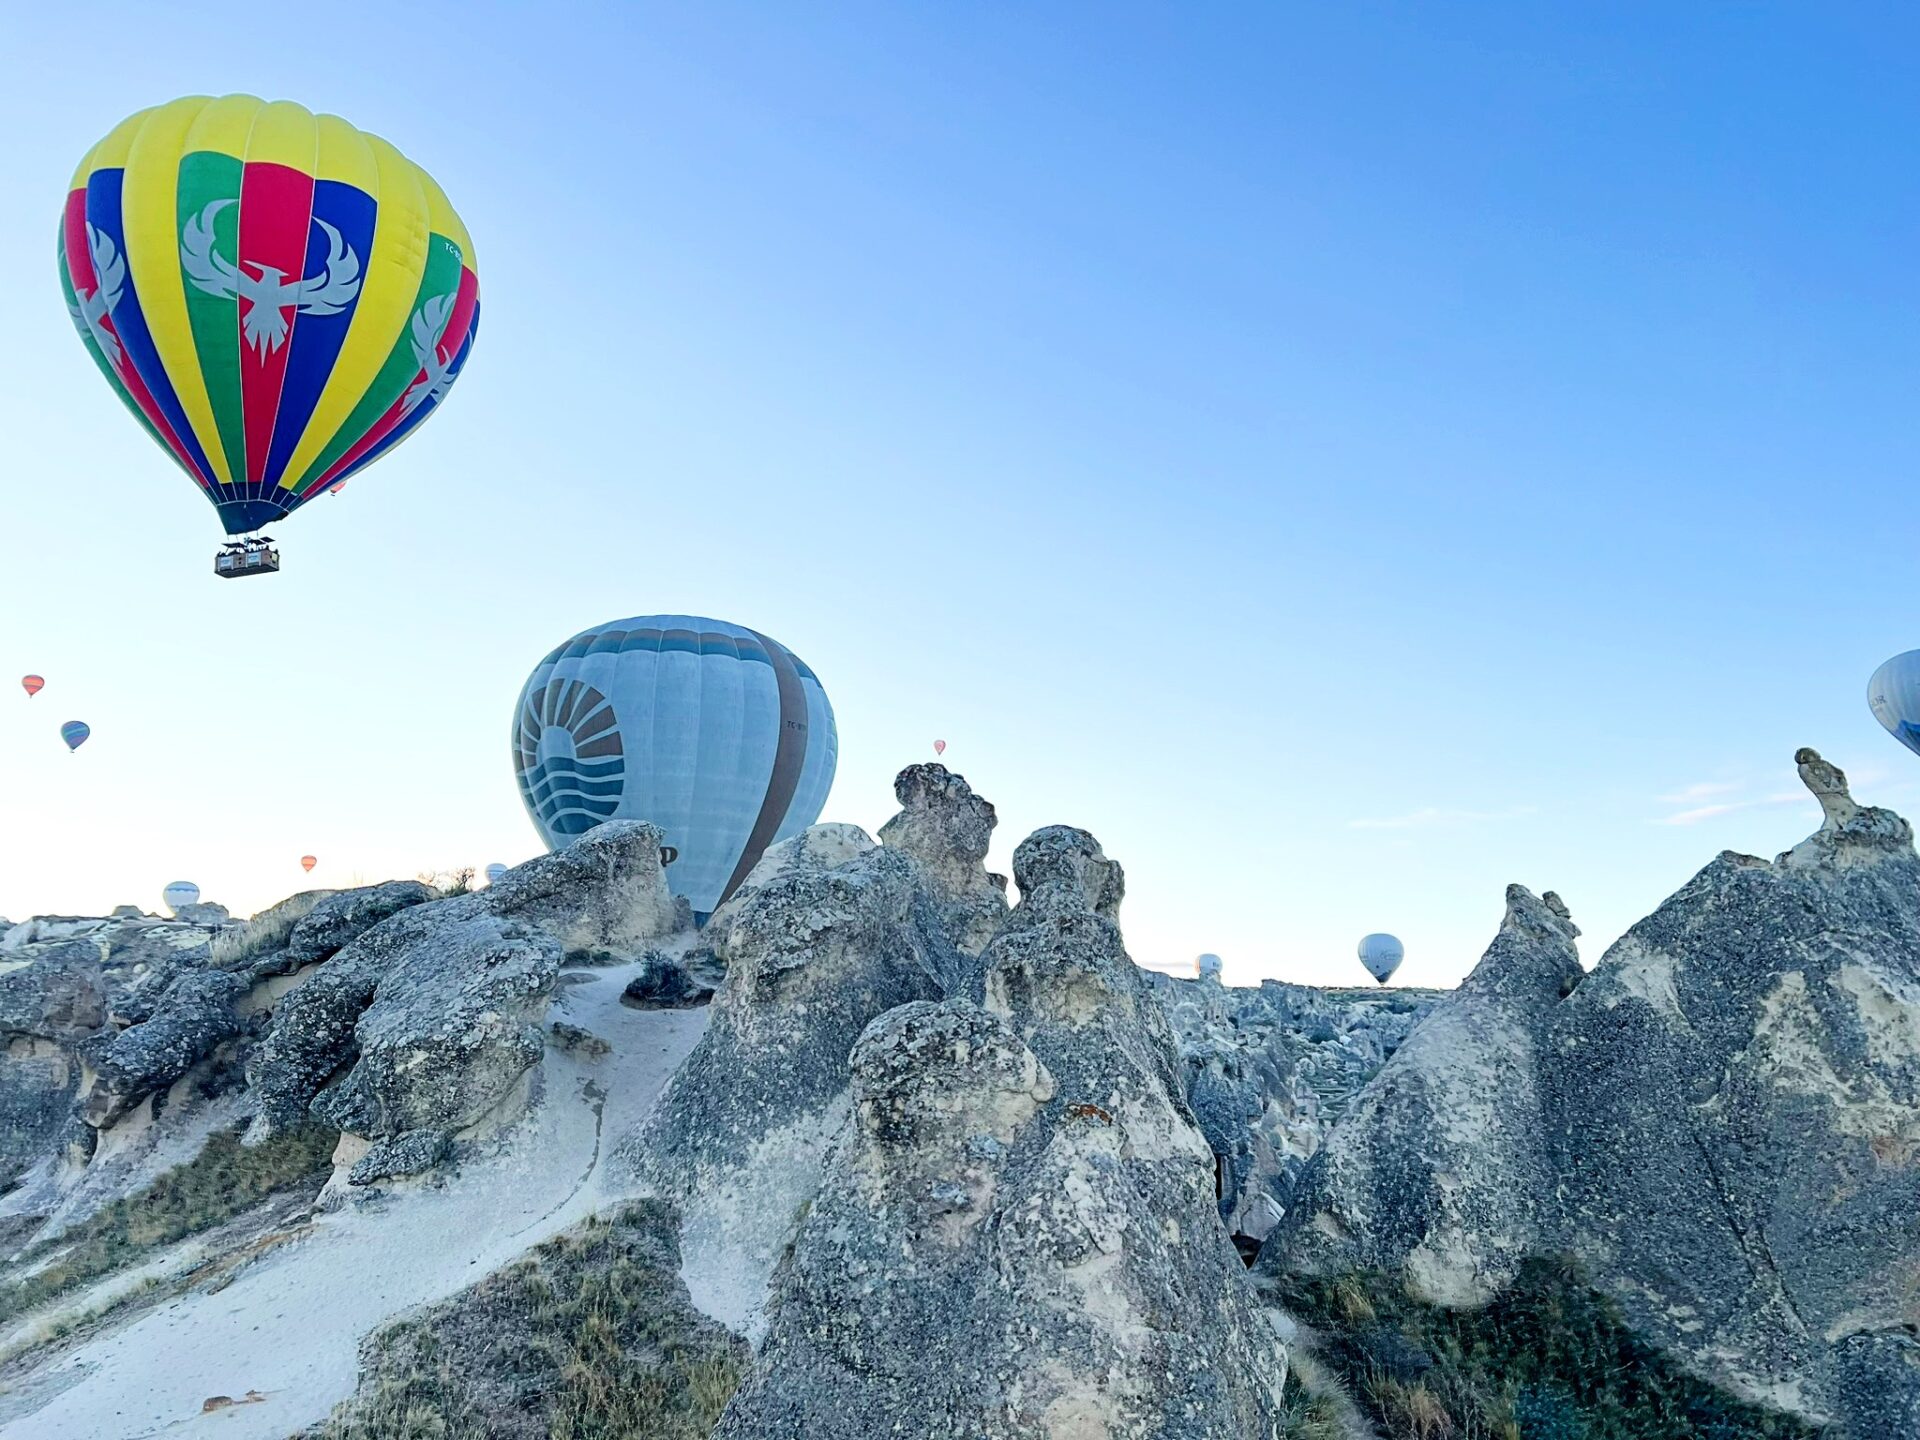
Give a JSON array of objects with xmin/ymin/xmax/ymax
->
[{"xmin": 513, "ymin": 679, "xmax": 625, "ymax": 837}]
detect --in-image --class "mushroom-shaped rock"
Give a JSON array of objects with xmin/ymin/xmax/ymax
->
[{"xmin": 877, "ymin": 763, "xmax": 1009, "ymax": 954}]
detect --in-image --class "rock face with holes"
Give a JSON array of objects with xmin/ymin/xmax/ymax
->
[
  {"xmin": 877, "ymin": 763, "xmax": 1009, "ymax": 956},
  {"xmin": 1262, "ymin": 885, "xmax": 1582, "ymax": 1304},
  {"xmin": 718, "ymin": 826, "xmax": 1288, "ymax": 1439},
  {"xmin": 626, "ymin": 845, "xmax": 949, "ymax": 1337},
  {"xmin": 1258, "ymin": 750, "xmax": 1920, "ymax": 1436}
]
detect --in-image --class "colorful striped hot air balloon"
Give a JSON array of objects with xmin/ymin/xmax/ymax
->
[
  {"xmin": 512, "ymin": 616, "xmax": 838, "ymax": 921},
  {"xmin": 60, "ymin": 721, "xmax": 90, "ymax": 751},
  {"xmin": 300, "ymin": 855, "xmax": 317, "ymax": 873},
  {"xmin": 57, "ymin": 96, "xmax": 480, "ymax": 553},
  {"xmin": 21, "ymin": 675, "xmax": 44, "ymax": 697}
]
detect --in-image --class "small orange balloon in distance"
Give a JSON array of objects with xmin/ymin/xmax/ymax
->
[
  {"xmin": 933, "ymin": 739, "xmax": 946, "ymax": 756},
  {"xmin": 329, "ymin": 482, "xmax": 345, "ymax": 496},
  {"xmin": 300, "ymin": 855, "xmax": 317, "ymax": 873},
  {"xmin": 21, "ymin": 675, "xmax": 44, "ymax": 697}
]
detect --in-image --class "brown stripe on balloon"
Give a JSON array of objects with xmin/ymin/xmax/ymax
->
[{"xmin": 718, "ymin": 631, "xmax": 810, "ymax": 906}]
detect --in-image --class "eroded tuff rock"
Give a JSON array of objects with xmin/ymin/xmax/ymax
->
[
  {"xmin": 1256, "ymin": 751, "xmax": 1920, "ymax": 1436},
  {"xmin": 277, "ymin": 880, "xmax": 439, "ymax": 969},
  {"xmin": 720, "ymin": 826, "xmax": 1286, "ymax": 1438},
  {"xmin": 248, "ymin": 823, "xmax": 678, "ymax": 1171},
  {"xmin": 627, "ymin": 845, "xmax": 948, "ymax": 1337},
  {"xmin": 1544, "ymin": 751, "xmax": 1920, "ymax": 1432},
  {"xmin": 1262, "ymin": 885, "xmax": 1582, "ymax": 1305},
  {"xmin": 81, "ymin": 969, "xmax": 251, "ymax": 1127},
  {"xmin": 878, "ymin": 763, "xmax": 1009, "ymax": 955},
  {"xmin": 1154, "ymin": 973, "xmax": 1439, "ymax": 1244}
]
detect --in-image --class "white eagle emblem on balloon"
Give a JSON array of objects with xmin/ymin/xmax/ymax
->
[
  {"xmin": 67, "ymin": 223, "xmax": 127, "ymax": 368},
  {"xmin": 402, "ymin": 292, "xmax": 458, "ymax": 415},
  {"xmin": 180, "ymin": 200, "xmax": 362, "ymax": 359}
]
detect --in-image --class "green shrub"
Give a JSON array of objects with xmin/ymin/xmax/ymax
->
[
  {"xmin": 312, "ymin": 1201, "xmax": 746, "ymax": 1440},
  {"xmin": 1273, "ymin": 1259, "xmax": 1824, "ymax": 1440},
  {"xmin": 0, "ymin": 1125, "xmax": 337, "ymax": 1324}
]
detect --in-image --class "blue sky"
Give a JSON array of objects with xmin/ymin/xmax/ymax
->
[{"xmin": 3, "ymin": 3, "xmax": 1916, "ymax": 985}]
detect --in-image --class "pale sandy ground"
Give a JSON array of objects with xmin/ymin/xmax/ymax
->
[{"xmin": 0, "ymin": 958, "xmax": 707, "ymax": 1440}]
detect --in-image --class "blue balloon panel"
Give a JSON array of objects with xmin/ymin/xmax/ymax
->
[{"xmin": 512, "ymin": 616, "xmax": 837, "ymax": 918}]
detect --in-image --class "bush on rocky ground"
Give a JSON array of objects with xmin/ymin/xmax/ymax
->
[
  {"xmin": 1271, "ymin": 1260, "xmax": 1825, "ymax": 1440},
  {"xmin": 0, "ymin": 1124, "xmax": 337, "ymax": 1322},
  {"xmin": 309, "ymin": 1200, "xmax": 745, "ymax": 1440}
]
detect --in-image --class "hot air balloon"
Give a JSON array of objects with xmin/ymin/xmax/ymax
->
[
  {"xmin": 1196, "ymin": 953, "xmax": 1224, "ymax": 981},
  {"xmin": 1868, "ymin": 651, "xmax": 1920, "ymax": 757},
  {"xmin": 163, "ymin": 880, "xmax": 200, "ymax": 915},
  {"xmin": 21, "ymin": 675, "xmax": 44, "ymax": 697},
  {"xmin": 58, "ymin": 96, "xmax": 481, "ymax": 575},
  {"xmin": 60, "ymin": 721, "xmax": 90, "ymax": 752},
  {"xmin": 485, "ymin": 862, "xmax": 508, "ymax": 886},
  {"xmin": 933, "ymin": 739, "xmax": 947, "ymax": 756},
  {"xmin": 300, "ymin": 855, "xmax": 317, "ymax": 873},
  {"xmin": 512, "ymin": 615, "xmax": 838, "ymax": 921},
  {"xmin": 1358, "ymin": 933, "xmax": 1404, "ymax": 985}
]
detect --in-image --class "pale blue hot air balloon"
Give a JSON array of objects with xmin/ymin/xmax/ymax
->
[
  {"xmin": 1868, "ymin": 651, "xmax": 1920, "ymax": 758},
  {"xmin": 512, "ymin": 615, "xmax": 838, "ymax": 920},
  {"xmin": 60, "ymin": 721, "xmax": 90, "ymax": 752},
  {"xmin": 485, "ymin": 863, "xmax": 508, "ymax": 886},
  {"xmin": 1358, "ymin": 933, "xmax": 1405, "ymax": 985},
  {"xmin": 162, "ymin": 881, "xmax": 200, "ymax": 915}
]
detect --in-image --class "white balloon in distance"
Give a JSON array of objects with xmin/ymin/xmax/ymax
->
[
  {"xmin": 1358, "ymin": 933, "xmax": 1405, "ymax": 984},
  {"xmin": 1196, "ymin": 953, "xmax": 1224, "ymax": 981},
  {"xmin": 1868, "ymin": 651, "xmax": 1920, "ymax": 758},
  {"xmin": 485, "ymin": 863, "xmax": 508, "ymax": 886},
  {"xmin": 162, "ymin": 881, "xmax": 200, "ymax": 916}
]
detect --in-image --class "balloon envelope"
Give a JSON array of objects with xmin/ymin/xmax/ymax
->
[
  {"xmin": 1868, "ymin": 651, "xmax": 1920, "ymax": 758},
  {"xmin": 512, "ymin": 615, "xmax": 838, "ymax": 919},
  {"xmin": 933, "ymin": 739, "xmax": 946, "ymax": 756},
  {"xmin": 21, "ymin": 675, "xmax": 43, "ymax": 697},
  {"xmin": 163, "ymin": 880, "xmax": 200, "ymax": 914},
  {"xmin": 1358, "ymin": 933, "xmax": 1405, "ymax": 985},
  {"xmin": 58, "ymin": 95, "xmax": 480, "ymax": 536},
  {"xmin": 300, "ymin": 855, "xmax": 317, "ymax": 873},
  {"xmin": 485, "ymin": 862, "xmax": 508, "ymax": 885},
  {"xmin": 60, "ymin": 721, "xmax": 90, "ymax": 751},
  {"xmin": 1196, "ymin": 953, "xmax": 1223, "ymax": 980}
]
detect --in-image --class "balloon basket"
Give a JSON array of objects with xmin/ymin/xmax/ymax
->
[{"xmin": 214, "ymin": 541, "xmax": 281, "ymax": 578}]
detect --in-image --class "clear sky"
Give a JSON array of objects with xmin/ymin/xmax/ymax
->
[{"xmin": 3, "ymin": 4, "xmax": 1917, "ymax": 987}]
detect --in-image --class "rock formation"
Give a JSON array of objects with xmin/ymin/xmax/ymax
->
[
  {"xmin": 877, "ymin": 762, "xmax": 1009, "ymax": 955},
  {"xmin": 1260, "ymin": 750, "xmax": 1920, "ymax": 1435},
  {"xmin": 720, "ymin": 824, "xmax": 1289, "ymax": 1438},
  {"xmin": 626, "ymin": 844, "xmax": 948, "ymax": 1336},
  {"xmin": 1263, "ymin": 884, "xmax": 1581, "ymax": 1304},
  {"xmin": 248, "ymin": 822, "xmax": 679, "ymax": 1178}
]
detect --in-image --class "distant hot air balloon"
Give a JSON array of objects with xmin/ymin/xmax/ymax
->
[
  {"xmin": 933, "ymin": 739, "xmax": 947, "ymax": 756},
  {"xmin": 1196, "ymin": 953, "xmax": 1224, "ymax": 981},
  {"xmin": 300, "ymin": 855, "xmax": 317, "ymax": 873},
  {"xmin": 162, "ymin": 880, "xmax": 200, "ymax": 915},
  {"xmin": 512, "ymin": 615, "xmax": 838, "ymax": 921},
  {"xmin": 60, "ymin": 721, "xmax": 90, "ymax": 752},
  {"xmin": 21, "ymin": 675, "xmax": 44, "ymax": 697},
  {"xmin": 1868, "ymin": 651, "xmax": 1920, "ymax": 757},
  {"xmin": 58, "ymin": 96, "xmax": 481, "ymax": 571},
  {"xmin": 485, "ymin": 862, "xmax": 508, "ymax": 886},
  {"xmin": 1358, "ymin": 933, "xmax": 1405, "ymax": 985}
]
